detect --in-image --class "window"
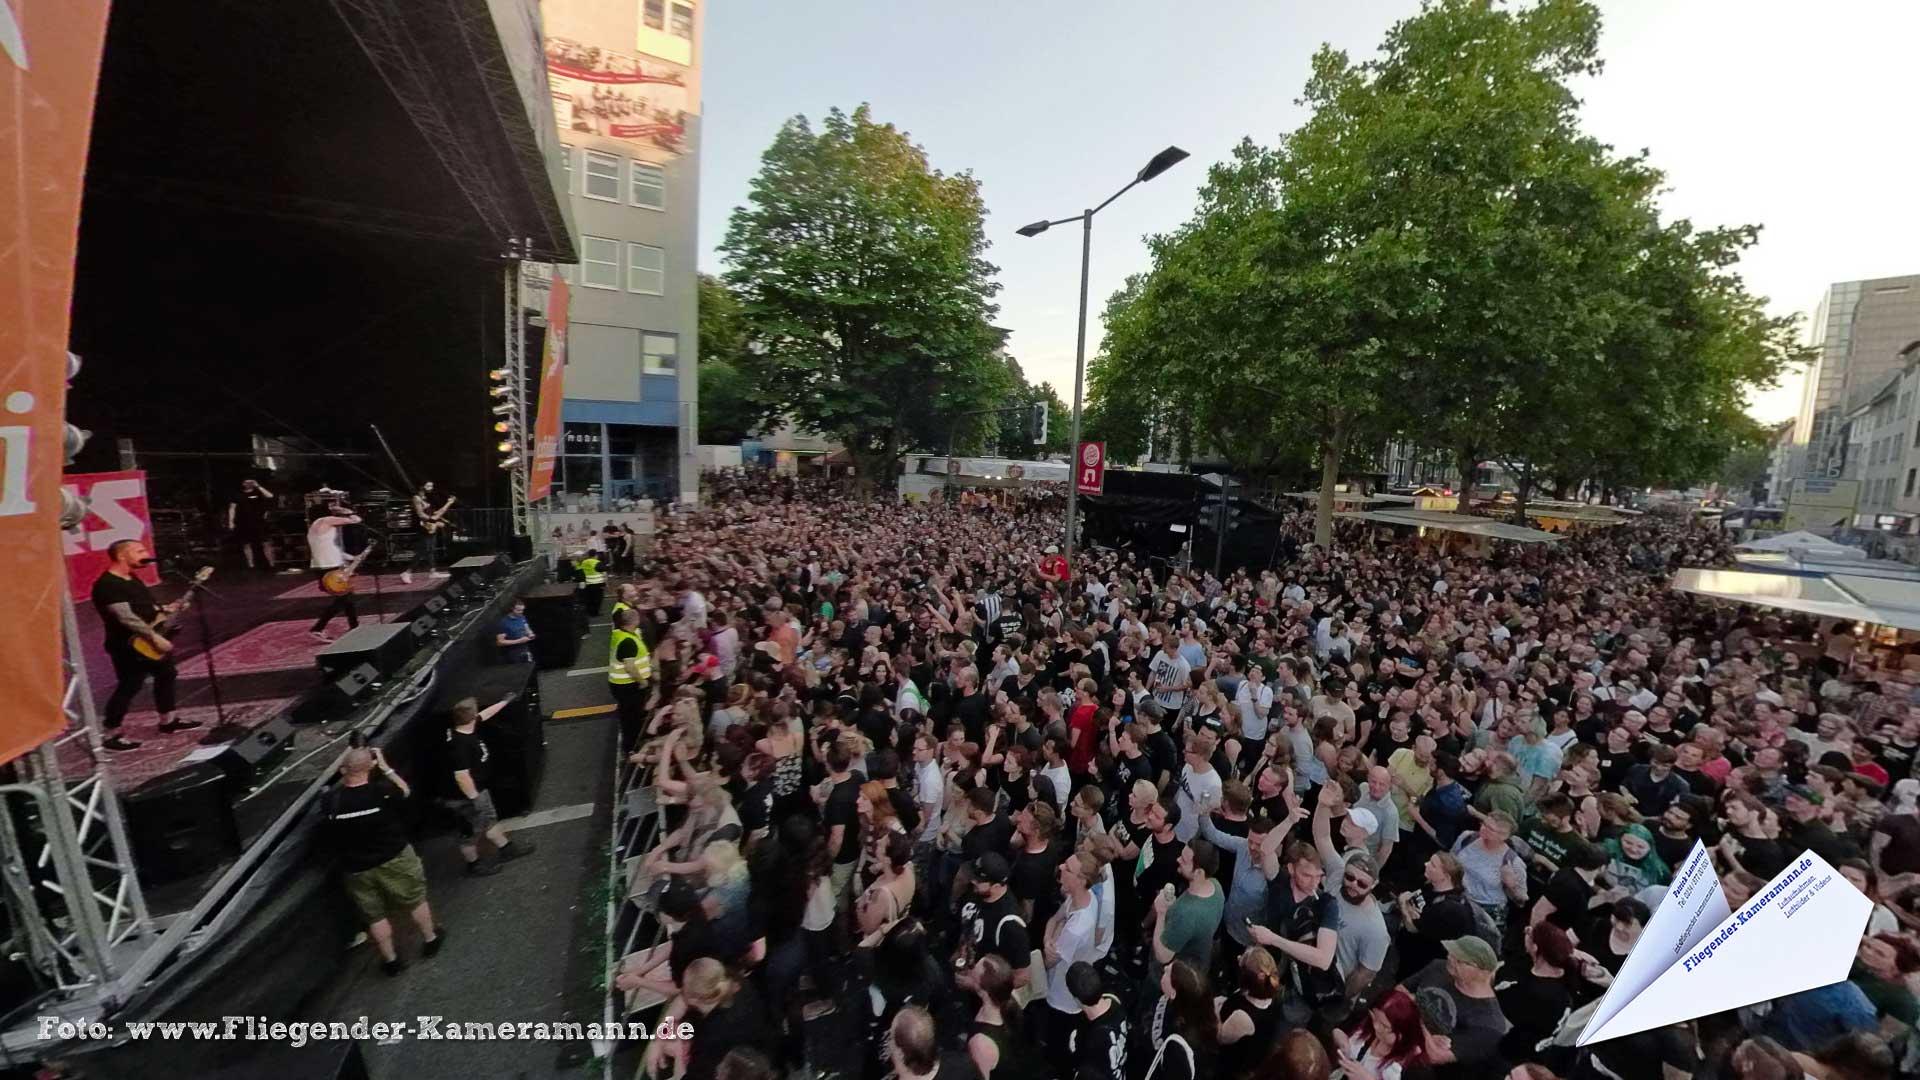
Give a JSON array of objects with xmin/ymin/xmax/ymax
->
[
  {"xmin": 643, "ymin": 0, "xmax": 664, "ymax": 29},
  {"xmin": 583, "ymin": 150, "xmax": 622, "ymax": 201},
  {"xmin": 627, "ymin": 243, "xmax": 665, "ymax": 295},
  {"xmin": 1906, "ymin": 469, "xmax": 1915, "ymax": 498},
  {"xmin": 643, "ymin": 333, "xmax": 678, "ymax": 373},
  {"xmin": 581, "ymin": 236, "xmax": 621, "ymax": 289},
  {"xmin": 670, "ymin": 2, "xmax": 694, "ymax": 39},
  {"xmin": 629, "ymin": 161, "xmax": 665, "ymax": 209},
  {"xmin": 559, "ymin": 144, "xmax": 572, "ymax": 193}
]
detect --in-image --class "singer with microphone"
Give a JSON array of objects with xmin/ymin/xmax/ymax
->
[{"xmin": 91, "ymin": 540, "xmax": 202, "ymax": 751}]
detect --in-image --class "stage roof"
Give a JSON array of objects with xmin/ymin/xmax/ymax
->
[
  {"xmin": 1671, "ymin": 568, "xmax": 1920, "ymax": 630},
  {"xmin": 1337, "ymin": 509, "xmax": 1565, "ymax": 544}
]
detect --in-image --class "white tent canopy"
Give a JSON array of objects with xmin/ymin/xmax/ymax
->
[
  {"xmin": 1735, "ymin": 530, "xmax": 1866, "ymax": 560},
  {"xmin": 1671, "ymin": 568, "xmax": 1920, "ymax": 631}
]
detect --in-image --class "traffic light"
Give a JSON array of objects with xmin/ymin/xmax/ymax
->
[{"xmin": 1032, "ymin": 400, "xmax": 1048, "ymax": 445}]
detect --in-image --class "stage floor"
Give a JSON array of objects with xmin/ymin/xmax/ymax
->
[{"xmin": 71, "ymin": 570, "xmax": 444, "ymax": 790}]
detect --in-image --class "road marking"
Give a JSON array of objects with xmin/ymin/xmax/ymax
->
[
  {"xmin": 498, "ymin": 802, "xmax": 597, "ymax": 832},
  {"xmin": 566, "ymin": 667, "xmax": 604, "ymax": 677},
  {"xmin": 551, "ymin": 704, "xmax": 615, "ymax": 719}
]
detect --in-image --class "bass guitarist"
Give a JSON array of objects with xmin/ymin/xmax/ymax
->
[
  {"xmin": 91, "ymin": 540, "xmax": 203, "ymax": 750},
  {"xmin": 309, "ymin": 502, "xmax": 363, "ymax": 643},
  {"xmin": 403, "ymin": 481, "xmax": 454, "ymax": 586}
]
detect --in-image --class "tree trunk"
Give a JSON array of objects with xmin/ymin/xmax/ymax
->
[
  {"xmin": 1315, "ymin": 418, "xmax": 1345, "ymax": 550},
  {"xmin": 1513, "ymin": 461, "xmax": 1535, "ymax": 524},
  {"xmin": 1453, "ymin": 446, "xmax": 1479, "ymax": 510},
  {"xmin": 1550, "ymin": 476, "xmax": 1572, "ymax": 501}
]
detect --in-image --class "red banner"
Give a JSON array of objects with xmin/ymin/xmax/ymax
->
[
  {"xmin": 1076, "ymin": 442, "xmax": 1107, "ymax": 496},
  {"xmin": 528, "ymin": 277, "xmax": 570, "ymax": 502},
  {"xmin": 0, "ymin": 0, "xmax": 116, "ymax": 764},
  {"xmin": 61, "ymin": 470, "xmax": 160, "ymax": 600},
  {"xmin": 545, "ymin": 60, "xmax": 684, "ymax": 86}
]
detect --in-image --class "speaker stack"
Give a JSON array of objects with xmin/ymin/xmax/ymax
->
[
  {"xmin": 450, "ymin": 553, "xmax": 508, "ymax": 584},
  {"xmin": 314, "ymin": 622, "xmax": 416, "ymax": 679},
  {"xmin": 469, "ymin": 661, "xmax": 543, "ymax": 817},
  {"xmin": 124, "ymin": 762, "xmax": 242, "ymax": 887},
  {"xmin": 521, "ymin": 582, "xmax": 581, "ymax": 670}
]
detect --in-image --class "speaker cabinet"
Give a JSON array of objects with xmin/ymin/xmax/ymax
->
[
  {"xmin": 471, "ymin": 662, "xmax": 543, "ymax": 818},
  {"xmin": 213, "ymin": 716, "xmax": 296, "ymax": 788},
  {"xmin": 522, "ymin": 582, "xmax": 581, "ymax": 670},
  {"xmin": 314, "ymin": 621, "xmax": 416, "ymax": 678},
  {"xmin": 124, "ymin": 763, "xmax": 242, "ymax": 887}
]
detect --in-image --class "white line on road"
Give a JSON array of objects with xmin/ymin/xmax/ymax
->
[{"xmin": 498, "ymin": 802, "xmax": 597, "ymax": 832}]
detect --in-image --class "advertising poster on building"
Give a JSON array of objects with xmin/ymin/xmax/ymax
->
[
  {"xmin": 60, "ymin": 471, "xmax": 161, "ymax": 601},
  {"xmin": 529, "ymin": 278, "xmax": 571, "ymax": 502},
  {"xmin": 1784, "ymin": 477, "xmax": 1860, "ymax": 531},
  {"xmin": 0, "ymin": 0, "xmax": 116, "ymax": 764},
  {"xmin": 545, "ymin": 36, "xmax": 688, "ymax": 155}
]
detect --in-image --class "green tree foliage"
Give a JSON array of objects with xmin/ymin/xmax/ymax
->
[
  {"xmin": 696, "ymin": 274, "xmax": 764, "ymax": 445},
  {"xmin": 719, "ymin": 105, "xmax": 1005, "ymax": 487},
  {"xmin": 1090, "ymin": 0, "xmax": 1798, "ymax": 540}
]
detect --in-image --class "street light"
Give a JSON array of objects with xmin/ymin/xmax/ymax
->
[{"xmin": 1018, "ymin": 144, "xmax": 1188, "ymax": 567}]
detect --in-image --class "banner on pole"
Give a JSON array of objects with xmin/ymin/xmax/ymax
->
[
  {"xmin": 528, "ymin": 276, "xmax": 570, "ymax": 501},
  {"xmin": 1075, "ymin": 442, "xmax": 1106, "ymax": 496},
  {"xmin": 61, "ymin": 471, "xmax": 160, "ymax": 601},
  {"xmin": 0, "ymin": 0, "xmax": 117, "ymax": 764}
]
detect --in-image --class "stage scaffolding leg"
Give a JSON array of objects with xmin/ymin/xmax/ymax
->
[
  {"xmin": 0, "ymin": 594, "xmax": 151, "ymax": 998},
  {"xmin": 506, "ymin": 260, "xmax": 530, "ymax": 539}
]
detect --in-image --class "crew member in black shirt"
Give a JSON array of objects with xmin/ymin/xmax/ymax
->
[
  {"xmin": 440, "ymin": 696, "xmax": 537, "ymax": 875},
  {"xmin": 325, "ymin": 746, "xmax": 441, "ymax": 975},
  {"xmin": 225, "ymin": 477, "xmax": 275, "ymax": 572},
  {"xmin": 91, "ymin": 539, "xmax": 201, "ymax": 750}
]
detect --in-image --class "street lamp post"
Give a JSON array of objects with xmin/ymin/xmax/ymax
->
[{"xmin": 1018, "ymin": 145, "xmax": 1188, "ymax": 569}]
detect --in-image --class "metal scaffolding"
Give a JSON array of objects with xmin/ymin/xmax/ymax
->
[
  {"xmin": 505, "ymin": 259, "xmax": 531, "ymax": 537},
  {"xmin": 0, "ymin": 595, "xmax": 152, "ymax": 1004}
]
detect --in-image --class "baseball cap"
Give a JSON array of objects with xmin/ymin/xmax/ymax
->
[
  {"xmin": 1347, "ymin": 807, "xmax": 1379, "ymax": 838},
  {"xmin": 1442, "ymin": 936, "xmax": 1498, "ymax": 972},
  {"xmin": 1412, "ymin": 986, "xmax": 1457, "ymax": 1036},
  {"xmin": 973, "ymin": 853, "xmax": 1011, "ymax": 885},
  {"xmin": 1785, "ymin": 784, "xmax": 1822, "ymax": 805}
]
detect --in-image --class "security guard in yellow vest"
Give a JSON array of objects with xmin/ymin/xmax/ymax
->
[
  {"xmin": 608, "ymin": 607, "xmax": 651, "ymax": 753},
  {"xmin": 576, "ymin": 552, "xmax": 606, "ymax": 616},
  {"xmin": 609, "ymin": 583, "xmax": 637, "ymax": 639}
]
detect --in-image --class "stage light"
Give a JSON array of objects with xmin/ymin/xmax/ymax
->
[
  {"xmin": 489, "ymin": 368, "xmax": 508, "ymax": 381},
  {"xmin": 498, "ymin": 454, "xmax": 521, "ymax": 468},
  {"xmin": 490, "ymin": 385, "xmax": 511, "ymax": 398},
  {"xmin": 497, "ymin": 440, "xmax": 516, "ymax": 453},
  {"xmin": 491, "ymin": 402, "xmax": 513, "ymax": 415},
  {"xmin": 494, "ymin": 421, "xmax": 510, "ymax": 434}
]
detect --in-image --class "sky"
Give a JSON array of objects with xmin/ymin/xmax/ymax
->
[{"xmin": 696, "ymin": 0, "xmax": 1920, "ymax": 426}]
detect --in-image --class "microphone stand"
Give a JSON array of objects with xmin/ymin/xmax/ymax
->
[{"xmin": 169, "ymin": 566, "xmax": 244, "ymax": 745}]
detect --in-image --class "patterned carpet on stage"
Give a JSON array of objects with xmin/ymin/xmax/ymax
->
[
  {"xmin": 273, "ymin": 573, "xmax": 442, "ymax": 602},
  {"xmin": 60, "ymin": 698, "xmax": 301, "ymax": 790},
  {"xmin": 171, "ymin": 618, "xmax": 341, "ymax": 678}
]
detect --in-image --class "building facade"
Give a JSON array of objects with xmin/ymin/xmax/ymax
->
[
  {"xmin": 1792, "ymin": 275, "xmax": 1920, "ymax": 482},
  {"xmin": 1840, "ymin": 373, "xmax": 1908, "ymax": 528},
  {"xmin": 533, "ymin": 0, "xmax": 702, "ymax": 509}
]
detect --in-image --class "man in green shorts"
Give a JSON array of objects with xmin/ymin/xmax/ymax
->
[{"xmin": 325, "ymin": 747, "xmax": 442, "ymax": 976}]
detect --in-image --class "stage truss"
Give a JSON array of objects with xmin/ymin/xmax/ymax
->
[
  {"xmin": 506, "ymin": 260, "xmax": 531, "ymax": 538},
  {"xmin": 0, "ymin": 596, "xmax": 151, "ymax": 1006}
]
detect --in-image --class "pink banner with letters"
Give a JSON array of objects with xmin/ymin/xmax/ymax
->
[{"xmin": 61, "ymin": 470, "xmax": 160, "ymax": 600}]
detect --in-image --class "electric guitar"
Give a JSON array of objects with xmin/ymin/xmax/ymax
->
[
  {"xmin": 320, "ymin": 540, "xmax": 380, "ymax": 597},
  {"xmin": 417, "ymin": 496, "xmax": 458, "ymax": 535},
  {"xmin": 133, "ymin": 567, "xmax": 216, "ymax": 661}
]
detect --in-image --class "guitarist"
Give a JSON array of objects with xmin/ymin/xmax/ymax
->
[
  {"xmin": 308, "ymin": 502, "xmax": 363, "ymax": 643},
  {"xmin": 403, "ymin": 481, "xmax": 453, "ymax": 586},
  {"xmin": 91, "ymin": 540, "xmax": 202, "ymax": 750}
]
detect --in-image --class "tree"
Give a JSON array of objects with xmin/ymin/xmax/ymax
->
[
  {"xmin": 719, "ymin": 105, "xmax": 1005, "ymax": 489},
  {"xmin": 1716, "ymin": 440, "xmax": 1773, "ymax": 501},
  {"xmin": 696, "ymin": 274, "xmax": 764, "ymax": 445}
]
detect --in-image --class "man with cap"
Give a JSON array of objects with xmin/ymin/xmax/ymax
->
[
  {"xmin": 1334, "ymin": 850, "xmax": 1390, "ymax": 1005},
  {"xmin": 1400, "ymin": 936, "xmax": 1511, "ymax": 1077},
  {"xmin": 1783, "ymin": 783, "xmax": 1860, "ymax": 865},
  {"xmin": 956, "ymin": 852, "xmax": 1032, "ymax": 987}
]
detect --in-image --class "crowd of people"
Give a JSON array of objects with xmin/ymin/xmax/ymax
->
[{"xmin": 603, "ymin": 467, "xmax": 1920, "ymax": 1080}]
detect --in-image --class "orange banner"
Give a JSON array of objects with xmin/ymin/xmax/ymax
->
[
  {"xmin": 528, "ymin": 276, "xmax": 570, "ymax": 502},
  {"xmin": 0, "ymin": 0, "xmax": 115, "ymax": 764}
]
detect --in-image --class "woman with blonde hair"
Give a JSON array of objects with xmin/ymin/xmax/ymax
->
[{"xmin": 657, "ymin": 957, "xmax": 777, "ymax": 1080}]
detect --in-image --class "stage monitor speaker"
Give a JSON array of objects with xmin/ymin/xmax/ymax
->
[
  {"xmin": 471, "ymin": 661, "xmax": 543, "ymax": 818},
  {"xmin": 315, "ymin": 621, "xmax": 416, "ymax": 678},
  {"xmin": 215, "ymin": 716, "xmax": 296, "ymax": 788},
  {"xmin": 290, "ymin": 662, "xmax": 379, "ymax": 724},
  {"xmin": 521, "ymin": 583, "xmax": 580, "ymax": 670},
  {"xmin": 125, "ymin": 762, "xmax": 242, "ymax": 887},
  {"xmin": 451, "ymin": 554, "xmax": 507, "ymax": 582}
]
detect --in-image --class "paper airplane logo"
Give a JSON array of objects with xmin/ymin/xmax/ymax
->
[{"xmin": 1577, "ymin": 841, "xmax": 1871, "ymax": 1045}]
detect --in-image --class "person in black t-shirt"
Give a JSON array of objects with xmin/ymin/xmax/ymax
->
[
  {"xmin": 325, "ymin": 747, "xmax": 441, "ymax": 975},
  {"xmin": 225, "ymin": 477, "xmax": 275, "ymax": 572},
  {"xmin": 91, "ymin": 539, "xmax": 202, "ymax": 750},
  {"xmin": 819, "ymin": 741, "xmax": 863, "ymax": 903},
  {"xmin": 955, "ymin": 853, "xmax": 1032, "ymax": 981},
  {"xmin": 439, "ymin": 696, "xmax": 537, "ymax": 875}
]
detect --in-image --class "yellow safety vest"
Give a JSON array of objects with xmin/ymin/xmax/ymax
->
[
  {"xmin": 578, "ymin": 556, "xmax": 605, "ymax": 585},
  {"xmin": 609, "ymin": 628, "xmax": 651, "ymax": 685}
]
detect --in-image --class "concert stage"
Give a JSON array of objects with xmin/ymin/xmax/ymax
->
[
  {"xmin": 2, "ymin": 558, "xmax": 559, "ymax": 1064},
  {"xmin": 71, "ymin": 571, "xmax": 447, "ymax": 790}
]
